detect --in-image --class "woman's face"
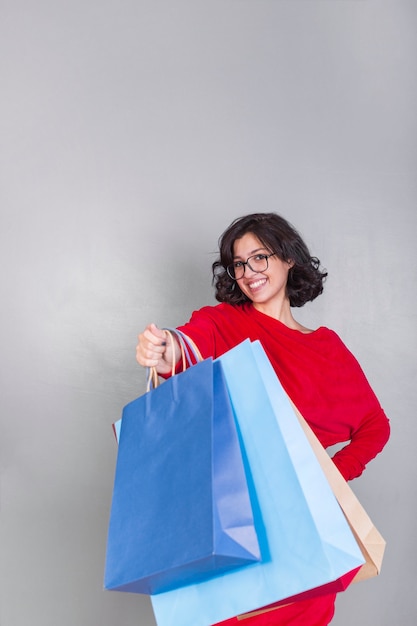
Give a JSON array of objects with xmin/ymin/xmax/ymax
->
[{"xmin": 232, "ymin": 232, "xmax": 293, "ymax": 309}]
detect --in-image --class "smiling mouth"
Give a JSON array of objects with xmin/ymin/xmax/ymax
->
[{"xmin": 248, "ymin": 278, "xmax": 267, "ymax": 291}]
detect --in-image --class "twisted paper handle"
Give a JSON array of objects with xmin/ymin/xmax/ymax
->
[{"xmin": 146, "ymin": 328, "xmax": 203, "ymax": 391}]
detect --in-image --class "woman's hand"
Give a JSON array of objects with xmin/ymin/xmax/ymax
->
[{"xmin": 136, "ymin": 323, "xmax": 180, "ymax": 375}]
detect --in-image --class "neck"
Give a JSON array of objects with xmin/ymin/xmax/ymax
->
[
  {"xmin": 252, "ymin": 300, "xmax": 313, "ymax": 333},
  {"xmin": 252, "ymin": 298, "xmax": 293, "ymax": 324}
]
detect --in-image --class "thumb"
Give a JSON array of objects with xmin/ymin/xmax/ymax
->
[{"xmin": 149, "ymin": 323, "xmax": 167, "ymax": 342}]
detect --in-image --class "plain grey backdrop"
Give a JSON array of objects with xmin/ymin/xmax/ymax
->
[{"xmin": 1, "ymin": 1, "xmax": 416, "ymax": 624}]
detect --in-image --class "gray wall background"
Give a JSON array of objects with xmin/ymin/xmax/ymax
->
[{"xmin": 1, "ymin": 1, "xmax": 416, "ymax": 624}]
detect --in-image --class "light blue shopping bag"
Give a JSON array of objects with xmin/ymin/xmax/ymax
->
[{"xmin": 151, "ymin": 339, "xmax": 364, "ymax": 626}]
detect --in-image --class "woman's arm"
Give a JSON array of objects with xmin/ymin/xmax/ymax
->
[{"xmin": 331, "ymin": 407, "xmax": 390, "ymax": 481}]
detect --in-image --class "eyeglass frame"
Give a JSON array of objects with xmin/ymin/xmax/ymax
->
[{"xmin": 226, "ymin": 252, "xmax": 278, "ymax": 280}]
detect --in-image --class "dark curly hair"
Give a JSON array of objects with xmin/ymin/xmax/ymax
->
[{"xmin": 212, "ymin": 212, "xmax": 327, "ymax": 307}]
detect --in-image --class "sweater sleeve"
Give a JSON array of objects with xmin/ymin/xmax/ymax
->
[
  {"xmin": 324, "ymin": 333, "xmax": 391, "ymax": 481},
  {"xmin": 331, "ymin": 406, "xmax": 390, "ymax": 481}
]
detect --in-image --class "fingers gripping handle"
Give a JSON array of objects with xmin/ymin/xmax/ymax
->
[{"xmin": 146, "ymin": 328, "xmax": 202, "ymax": 391}]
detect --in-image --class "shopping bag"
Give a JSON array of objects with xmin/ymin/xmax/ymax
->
[
  {"xmin": 235, "ymin": 402, "xmax": 386, "ymax": 621},
  {"xmin": 296, "ymin": 407, "xmax": 386, "ymax": 583},
  {"xmin": 104, "ymin": 353, "xmax": 260, "ymax": 595},
  {"xmin": 151, "ymin": 339, "xmax": 365, "ymax": 626}
]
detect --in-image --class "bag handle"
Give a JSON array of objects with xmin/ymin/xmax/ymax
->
[
  {"xmin": 164, "ymin": 327, "xmax": 203, "ymax": 365},
  {"xmin": 146, "ymin": 330, "xmax": 180, "ymax": 391},
  {"xmin": 146, "ymin": 329, "xmax": 203, "ymax": 391}
]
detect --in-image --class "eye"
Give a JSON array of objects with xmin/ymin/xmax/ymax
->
[
  {"xmin": 254, "ymin": 254, "xmax": 268, "ymax": 261},
  {"xmin": 233, "ymin": 261, "xmax": 244, "ymax": 268}
]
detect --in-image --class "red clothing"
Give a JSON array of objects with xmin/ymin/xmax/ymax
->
[
  {"xmin": 177, "ymin": 303, "xmax": 390, "ymax": 626},
  {"xmin": 215, "ymin": 594, "xmax": 336, "ymax": 625},
  {"xmin": 178, "ymin": 302, "xmax": 390, "ymax": 482}
]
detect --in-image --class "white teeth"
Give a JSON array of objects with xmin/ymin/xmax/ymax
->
[{"xmin": 249, "ymin": 279, "xmax": 266, "ymax": 290}]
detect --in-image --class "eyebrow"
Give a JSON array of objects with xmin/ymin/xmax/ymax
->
[{"xmin": 233, "ymin": 247, "xmax": 268, "ymax": 260}]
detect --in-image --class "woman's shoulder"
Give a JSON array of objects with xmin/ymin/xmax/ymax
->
[
  {"xmin": 313, "ymin": 325, "xmax": 339, "ymax": 339},
  {"xmin": 311, "ymin": 326, "xmax": 362, "ymax": 363},
  {"xmin": 307, "ymin": 325, "xmax": 346, "ymax": 345},
  {"xmin": 189, "ymin": 302, "xmax": 250, "ymax": 320}
]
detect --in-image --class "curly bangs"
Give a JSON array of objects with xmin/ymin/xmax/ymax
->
[{"xmin": 212, "ymin": 212, "xmax": 327, "ymax": 307}]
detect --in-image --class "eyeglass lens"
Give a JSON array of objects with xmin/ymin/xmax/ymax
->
[{"xmin": 227, "ymin": 254, "xmax": 271, "ymax": 280}]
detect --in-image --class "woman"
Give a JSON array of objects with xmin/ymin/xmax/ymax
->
[{"xmin": 136, "ymin": 212, "xmax": 390, "ymax": 625}]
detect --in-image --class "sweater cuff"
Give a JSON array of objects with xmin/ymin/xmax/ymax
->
[{"xmin": 331, "ymin": 451, "xmax": 365, "ymax": 482}]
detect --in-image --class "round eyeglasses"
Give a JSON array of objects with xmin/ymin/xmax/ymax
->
[{"xmin": 226, "ymin": 253, "xmax": 277, "ymax": 280}]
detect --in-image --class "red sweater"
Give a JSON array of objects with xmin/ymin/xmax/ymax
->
[
  {"xmin": 178, "ymin": 302, "xmax": 390, "ymax": 482},
  {"xmin": 177, "ymin": 303, "xmax": 390, "ymax": 625}
]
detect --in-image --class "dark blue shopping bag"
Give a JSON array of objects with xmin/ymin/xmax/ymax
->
[{"xmin": 104, "ymin": 357, "xmax": 260, "ymax": 595}]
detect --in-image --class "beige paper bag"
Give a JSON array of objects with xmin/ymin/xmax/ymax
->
[{"xmin": 293, "ymin": 405, "xmax": 386, "ymax": 583}]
